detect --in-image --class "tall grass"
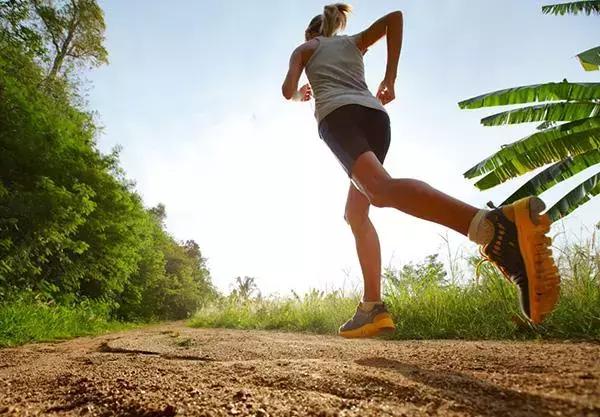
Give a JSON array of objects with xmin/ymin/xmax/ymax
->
[
  {"xmin": 191, "ymin": 289, "xmax": 358, "ymax": 334},
  {"xmin": 0, "ymin": 295, "xmax": 133, "ymax": 347},
  {"xmin": 190, "ymin": 233, "xmax": 600, "ymax": 340},
  {"xmin": 544, "ymin": 230, "xmax": 600, "ymax": 339}
]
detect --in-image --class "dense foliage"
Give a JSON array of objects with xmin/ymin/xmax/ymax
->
[
  {"xmin": 0, "ymin": 0, "xmax": 215, "ymax": 322},
  {"xmin": 459, "ymin": 2, "xmax": 600, "ymax": 221}
]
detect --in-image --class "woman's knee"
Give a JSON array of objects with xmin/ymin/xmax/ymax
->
[{"xmin": 363, "ymin": 179, "xmax": 393, "ymax": 208}]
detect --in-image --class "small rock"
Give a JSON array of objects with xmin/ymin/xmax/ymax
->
[
  {"xmin": 234, "ymin": 390, "xmax": 250, "ymax": 401},
  {"xmin": 189, "ymin": 388, "xmax": 202, "ymax": 396},
  {"xmin": 162, "ymin": 405, "xmax": 177, "ymax": 417},
  {"xmin": 255, "ymin": 409, "xmax": 268, "ymax": 417}
]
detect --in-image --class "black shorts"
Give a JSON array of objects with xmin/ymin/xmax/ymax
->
[{"xmin": 318, "ymin": 104, "xmax": 391, "ymax": 177}]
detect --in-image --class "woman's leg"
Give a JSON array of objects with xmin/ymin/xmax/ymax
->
[
  {"xmin": 340, "ymin": 182, "xmax": 396, "ymax": 338},
  {"xmin": 349, "ymin": 150, "xmax": 560, "ymax": 324},
  {"xmin": 351, "ymin": 151, "xmax": 478, "ymax": 236},
  {"xmin": 344, "ymin": 183, "xmax": 381, "ymax": 302}
]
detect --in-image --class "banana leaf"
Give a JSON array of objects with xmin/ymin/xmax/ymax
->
[
  {"xmin": 501, "ymin": 149, "xmax": 600, "ymax": 204},
  {"xmin": 546, "ymin": 172, "xmax": 600, "ymax": 221},
  {"xmin": 542, "ymin": 1, "xmax": 600, "ymax": 16},
  {"xmin": 577, "ymin": 46, "xmax": 600, "ymax": 71},
  {"xmin": 473, "ymin": 128, "xmax": 600, "ymax": 189},
  {"xmin": 458, "ymin": 82, "xmax": 600, "ymax": 110},
  {"xmin": 481, "ymin": 102, "xmax": 600, "ymax": 126},
  {"xmin": 464, "ymin": 117, "xmax": 600, "ymax": 179},
  {"xmin": 537, "ymin": 121, "xmax": 557, "ymax": 130}
]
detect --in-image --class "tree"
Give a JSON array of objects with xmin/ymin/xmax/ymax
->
[
  {"xmin": 0, "ymin": 0, "xmax": 108, "ymax": 78},
  {"xmin": 459, "ymin": 2, "xmax": 600, "ymax": 222},
  {"xmin": 0, "ymin": 0, "xmax": 44, "ymax": 55},
  {"xmin": 384, "ymin": 254, "xmax": 448, "ymax": 298},
  {"xmin": 0, "ymin": 31, "xmax": 215, "ymax": 320},
  {"xmin": 231, "ymin": 276, "xmax": 258, "ymax": 300},
  {"xmin": 149, "ymin": 203, "xmax": 167, "ymax": 229},
  {"xmin": 31, "ymin": 0, "xmax": 107, "ymax": 78}
]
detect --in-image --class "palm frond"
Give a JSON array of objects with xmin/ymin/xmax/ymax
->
[
  {"xmin": 473, "ymin": 126, "xmax": 600, "ymax": 189},
  {"xmin": 542, "ymin": 1, "xmax": 600, "ymax": 16},
  {"xmin": 577, "ymin": 46, "xmax": 600, "ymax": 71},
  {"xmin": 481, "ymin": 102, "xmax": 600, "ymax": 126},
  {"xmin": 546, "ymin": 172, "xmax": 600, "ymax": 221},
  {"xmin": 537, "ymin": 121, "xmax": 557, "ymax": 130},
  {"xmin": 458, "ymin": 82, "xmax": 600, "ymax": 110},
  {"xmin": 464, "ymin": 117, "xmax": 600, "ymax": 179},
  {"xmin": 501, "ymin": 149, "xmax": 600, "ymax": 204}
]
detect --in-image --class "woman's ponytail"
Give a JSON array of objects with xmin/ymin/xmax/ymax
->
[{"xmin": 320, "ymin": 3, "xmax": 352, "ymax": 37}]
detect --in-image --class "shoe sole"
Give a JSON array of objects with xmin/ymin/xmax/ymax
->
[
  {"xmin": 513, "ymin": 196, "xmax": 561, "ymax": 324},
  {"xmin": 339, "ymin": 316, "xmax": 396, "ymax": 339}
]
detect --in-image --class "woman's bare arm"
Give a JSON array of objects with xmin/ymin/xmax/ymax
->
[
  {"xmin": 282, "ymin": 46, "xmax": 304, "ymax": 100},
  {"xmin": 282, "ymin": 40, "xmax": 317, "ymax": 101},
  {"xmin": 355, "ymin": 11, "xmax": 404, "ymax": 96}
]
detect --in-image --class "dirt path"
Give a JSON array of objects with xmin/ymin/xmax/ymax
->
[{"xmin": 0, "ymin": 323, "xmax": 598, "ymax": 417}]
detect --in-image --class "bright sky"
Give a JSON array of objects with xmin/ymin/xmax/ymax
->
[{"xmin": 89, "ymin": 0, "xmax": 599, "ymax": 295}]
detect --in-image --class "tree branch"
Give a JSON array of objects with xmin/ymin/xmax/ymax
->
[{"xmin": 31, "ymin": 0, "xmax": 61, "ymax": 53}]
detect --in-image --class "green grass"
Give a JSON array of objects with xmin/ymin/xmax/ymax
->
[
  {"xmin": 190, "ymin": 237, "xmax": 600, "ymax": 341},
  {"xmin": 190, "ymin": 289, "xmax": 358, "ymax": 335},
  {"xmin": 384, "ymin": 269, "xmax": 600, "ymax": 340},
  {"xmin": 0, "ymin": 298, "xmax": 135, "ymax": 347}
]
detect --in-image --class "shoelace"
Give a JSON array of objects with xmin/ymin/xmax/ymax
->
[
  {"xmin": 475, "ymin": 201, "xmax": 513, "ymax": 283},
  {"xmin": 476, "ymin": 246, "xmax": 512, "ymax": 283}
]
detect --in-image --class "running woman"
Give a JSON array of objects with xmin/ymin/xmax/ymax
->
[{"xmin": 282, "ymin": 4, "xmax": 560, "ymax": 338}]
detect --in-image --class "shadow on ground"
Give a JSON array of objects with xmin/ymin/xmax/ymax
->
[{"xmin": 356, "ymin": 357, "xmax": 596, "ymax": 417}]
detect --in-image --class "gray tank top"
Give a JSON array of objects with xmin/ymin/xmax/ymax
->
[{"xmin": 305, "ymin": 35, "xmax": 386, "ymax": 123}]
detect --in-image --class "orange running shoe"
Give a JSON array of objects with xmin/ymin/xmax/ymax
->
[
  {"xmin": 480, "ymin": 196, "xmax": 560, "ymax": 324},
  {"xmin": 339, "ymin": 303, "xmax": 396, "ymax": 338}
]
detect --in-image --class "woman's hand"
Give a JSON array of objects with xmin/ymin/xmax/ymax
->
[
  {"xmin": 298, "ymin": 83, "xmax": 312, "ymax": 101},
  {"xmin": 376, "ymin": 78, "xmax": 395, "ymax": 105}
]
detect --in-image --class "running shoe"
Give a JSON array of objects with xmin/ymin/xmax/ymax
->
[
  {"xmin": 480, "ymin": 196, "xmax": 560, "ymax": 324},
  {"xmin": 339, "ymin": 303, "xmax": 396, "ymax": 338}
]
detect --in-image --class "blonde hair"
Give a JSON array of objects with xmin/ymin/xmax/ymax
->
[{"xmin": 306, "ymin": 3, "xmax": 352, "ymax": 39}]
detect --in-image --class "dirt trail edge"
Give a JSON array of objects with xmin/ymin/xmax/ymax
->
[{"xmin": 0, "ymin": 323, "xmax": 598, "ymax": 417}]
